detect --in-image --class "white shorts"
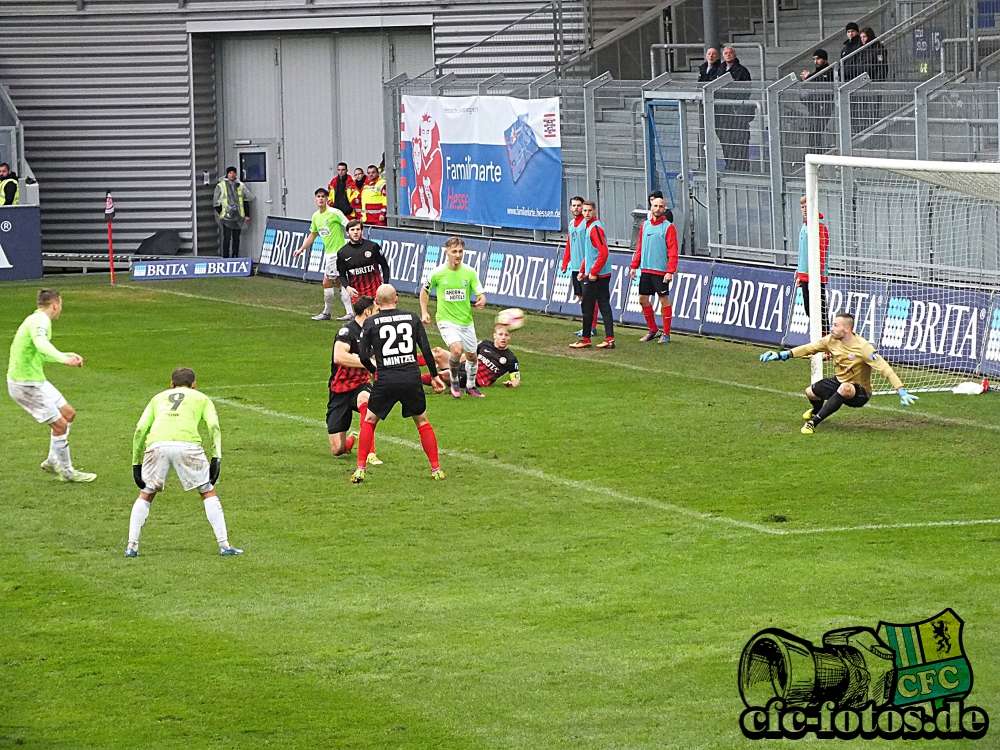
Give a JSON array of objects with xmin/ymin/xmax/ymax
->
[
  {"xmin": 324, "ymin": 253, "xmax": 339, "ymax": 280},
  {"xmin": 141, "ymin": 441, "xmax": 213, "ymax": 493},
  {"xmin": 8, "ymin": 379, "xmax": 67, "ymax": 424},
  {"xmin": 437, "ymin": 320, "xmax": 477, "ymax": 353}
]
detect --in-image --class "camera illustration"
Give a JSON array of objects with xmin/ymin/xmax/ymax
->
[{"xmin": 739, "ymin": 627, "xmax": 896, "ymax": 709}]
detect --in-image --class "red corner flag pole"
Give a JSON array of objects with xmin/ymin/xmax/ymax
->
[{"xmin": 105, "ymin": 191, "xmax": 116, "ymax": 285}]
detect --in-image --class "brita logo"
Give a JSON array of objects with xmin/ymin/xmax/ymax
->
[
  {"xmin": 881, "ymin": 298, "xmax": 911, "ymax": 348},
  {"xmin": 790, "ymin": 287, "xmax": 809, "ymax": 334},
  {"xmin": 483, "ymin": 251, "xmax": 551, "ymax": 299},
  {"xmin": 880, "ymin": 297, "xmax": 985, "ymax": 359},
  {"xmin": 484, "ymin": 252, "xmax": 505, "ymax": 293},
  {"xmin": 984, "ymin": 309, "xmax": 1000, "ymax": 363},
  {"xmin": 705, "ymin": 277, "xmax": 730, "ymax": 324}
]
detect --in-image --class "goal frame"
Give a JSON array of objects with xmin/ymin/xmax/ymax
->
[{"xmin": 804, "ymin": 154, "xmax": 1000, "ymax": 388}]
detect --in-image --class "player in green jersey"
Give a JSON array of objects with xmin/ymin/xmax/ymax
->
[
  {"xmin": 126, "ymin": 367, "xmax": 242, "ymax": 557},
  {"xmin": 7, "ymin": 289, "xmax": 96, "ymax": 483},
  {"xmin": 294, "ymin": 187, "xmax": 352, "ymax": 321},
  {"xmin": 419, "ymin": 237, "xmax": 487, "ymax": 398}
]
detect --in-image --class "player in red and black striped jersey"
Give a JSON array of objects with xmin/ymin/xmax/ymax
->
[
  {"xmin": 327, "ymin": 295, "xmax": 380, "ymax": 464},
  {"xmin": 422, "ymin": 324, "xmax": 521, "ymax": 389},
  {"xmin": 338, "ymin": 219, "xmax": 391, "ymax": 301}
]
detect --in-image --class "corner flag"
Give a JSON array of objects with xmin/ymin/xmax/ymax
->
[{"xmin": 105, "ymin": 191, "xmax": 115, "ymax": 222}]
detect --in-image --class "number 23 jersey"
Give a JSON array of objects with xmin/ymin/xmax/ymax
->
[{"xmin": 359, "ymin": 309, "xmax": 437, "ymax": 381}]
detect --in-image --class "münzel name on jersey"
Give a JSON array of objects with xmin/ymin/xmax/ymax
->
[{"xmin": 382, "ymin": 354, "xmax": 417, "ymax": 366}]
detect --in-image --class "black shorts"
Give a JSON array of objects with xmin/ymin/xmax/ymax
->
[
  {"xmin": 571, "ymin": 271, "xmax": 583, "ymax": 299},
  {"xmin": 368, "ymin": 376, "xmax": 427, "ymax": 420},
  {"xmin": 326, "ymin": 383, "xmax": 371, "ymax": 434},
  {"xmin": 810, "ymin": 377, "xmax": 870, "ymax": 407},
  {"xmin": 638, "ymin": 272, "xmax": 671, "ymax": 298}
]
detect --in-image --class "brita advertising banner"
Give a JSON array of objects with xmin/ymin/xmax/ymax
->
[{"xmin": 399, "ymin": 95, "xmax": 562, "ymax": 231}]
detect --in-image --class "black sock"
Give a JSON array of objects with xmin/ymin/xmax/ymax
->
[
  {"xmin": 809, "ymin": 398, "xmax": 824, "ymax": 415},
  {"xmin": 813, "ymin": 393, "xmax": 845, "ymax": 424}
]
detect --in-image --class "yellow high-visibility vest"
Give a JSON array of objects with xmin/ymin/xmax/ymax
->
[
  {"xmin": 360, "ymin": 178, "xmax": 386, "ymax": 223},
  {"xmin": 217, "ymin": 181, "xmax": 245, "ymax": 217},
  {"xmin": 0, "ymin": 178, "xmax": 19, "ymax": 206}
]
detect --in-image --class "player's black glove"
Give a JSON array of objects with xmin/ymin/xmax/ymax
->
[
  {"xmin": 209, "ymin": 457, "xmax": 221, "ymax": 485},
  {"xmin": 132, "ymin": 465, "xmax": 145, "ymax": 490}
]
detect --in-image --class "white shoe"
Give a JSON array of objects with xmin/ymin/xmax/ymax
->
[
  {"xmin": 40, "ymin": 458, "xmax": 58, "ymax": 475},
  {"xmin": 312, "ymin": 312, "xmax": 332, "ymax": 321},
  {"xmin": 367, "ymin": 453, "xmax": 384, "ymax": 466},
  {"xmin": 60, "ymin": 469, "xmax": 97, "ymax": 483},
  {"xmin": 336, "ymin": 313, "xmax": 353, "ymax": 321}
]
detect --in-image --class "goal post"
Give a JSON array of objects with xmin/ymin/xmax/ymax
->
[{"xmin": 804, "ymin": 154, "xmax": 1000, "ymax": 394}]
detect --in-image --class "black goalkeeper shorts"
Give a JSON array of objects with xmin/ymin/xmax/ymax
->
[
  {"xmin": 326, "ymin": 383, "xmax": 371, "ymax": 434},
  {"xmin": 811, "ymin": 377, "xmax": 869, "ymax": 407},
  {"xmin": 368, "ymin": 377, "xmax": 427, "ymax": 420}
]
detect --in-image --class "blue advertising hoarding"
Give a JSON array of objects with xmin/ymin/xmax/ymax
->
[
  {"xmin": 0, "ymin": 206, "xmax": 43, "ymax": 282},
  {"xmin": 130, "ymin": 257, "xmax": 252, "ymax": 280},
  {"xmin": 258, "ymin": 215, "xmax": 326, "ymax": 282}
]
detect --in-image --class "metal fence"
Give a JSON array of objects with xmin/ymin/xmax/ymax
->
[{"xmin": 382, "ymin": 68, "xmax": 1000, "ymax": 262}]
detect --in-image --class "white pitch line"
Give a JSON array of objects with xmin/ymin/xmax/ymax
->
[
  {"xmin": 213, "ymin": 396, "xmax": 1000, "ymax": 537},
  {"xmin": 213, "ymin": 396, "xmax": 778, "ymax": 536},
  {"xmin": 119, "ymin": 283, "xmax": 1000, "ymax": 433}
]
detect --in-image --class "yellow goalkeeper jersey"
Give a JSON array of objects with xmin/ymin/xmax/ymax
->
[{"xmin": 791, "ymin": 333, "xmax": 904, "ymax": 393}]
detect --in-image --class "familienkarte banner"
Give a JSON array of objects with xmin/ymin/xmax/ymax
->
[{"xmin": 399, "ymin": 95, "xmax": 562, "ymax": 231}]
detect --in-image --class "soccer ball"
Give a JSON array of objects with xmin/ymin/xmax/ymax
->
[{"xmin": 495, "ymin": 308, "xmax": 525, "ymax": 330}]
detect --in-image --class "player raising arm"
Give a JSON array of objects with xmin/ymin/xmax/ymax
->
[
  {"xmin": 759, "ymin": 311, "xmax": 918, "ymax": 434},
  {"xmin": 351, "ymin": 284, "xmax": 446, "ymax": 484},
  {"xmin": 7, "ymin": 288, "xmax": 95, "ymax": 483},
  {"xmin": 293, "ymin": 188, "xmax": 352, "ymax": 321},
  {"xmin": 419, "ymin": 237, "xmax": 486, "ymax": 399},
  {"xmin": 126, "ymin": 367, "xmax": 242, "ymax": 557}
]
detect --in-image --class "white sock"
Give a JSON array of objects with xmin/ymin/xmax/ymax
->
[
  {"xmin": 339, "ymin": 286, "xmax": 353, "ymax": 315},
  {"xmin": 51, "ymin": 433, "xmax": 73, "ymax": 477},
  {"xmin": 128, "ymin": 498, "xmax": 151, "ymax": 544},
  {"xmin": 322, "ymin": 287, "xmax": 335, "ymax": 315},
  {"xmin": 466, "ymin": 358, "xmax": 478, "ymax": 388},
  {"xmin": 203, "ymin": 496, "xmax": 229, "ymax": 545},
  {"xmin": 65, "ymin": 421, "xmax": 72, "ymax": 437}
]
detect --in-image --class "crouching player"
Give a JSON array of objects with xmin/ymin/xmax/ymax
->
[
  {"xmin": 423, "ymin": 324, "xmax": 520, "ymax": 389},
  {"xmin": 327, "ymin": 294, "xmax": 381, "ymax": 465},
  {"xmin": 759, "ymin": 311, "xmax": 918, "ymax": 434},
  {"xmin": 126, "ymin": 367, "xmax": 242, "ymax": 557}
]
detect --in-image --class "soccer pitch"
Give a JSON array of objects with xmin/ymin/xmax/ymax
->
[{"xmin": 2, "ymin": 274, "xmax": 999, "ymax": 748}]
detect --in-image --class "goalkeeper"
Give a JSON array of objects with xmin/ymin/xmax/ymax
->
[{"xmin": 760, "ymin": 311, "xmax": 918, "ymax": 434}]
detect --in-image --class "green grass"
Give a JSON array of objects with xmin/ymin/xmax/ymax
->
[{"xmin": 2, "ymin": 274, "xmax": 999, "ymax": 748}]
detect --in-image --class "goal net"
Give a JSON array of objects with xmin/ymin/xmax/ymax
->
[{"xmin": 804, "ymin": 155, "xmax": 1000, "ymax": 394}]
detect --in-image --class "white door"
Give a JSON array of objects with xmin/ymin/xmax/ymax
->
[{"xmin": 234, "ymin": 141, "xmax": 278, "ymax": 261}]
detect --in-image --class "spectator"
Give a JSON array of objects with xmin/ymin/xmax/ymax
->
[
  {"xmin": 841, "ymin": 23, "xmax": 863, "ymax": 81},
  {"xmin": 801, "ymin": 49, "xmax": 834, "ymax": 153},
  {"xmin": 858, "ymin": 28, "xmax": 889, "ymax": 148},
  {"xmin": 353, "ymin": 167, "xmax": 366, "ymax": 189},
  {"xmin": 213, "ymin": 166, "xmax": 251, "ymax": 259},
  {"xmin": 0, "ymin": 162, "xmax": 19, "ymax": 206},
  {"xmin": 646, "ymin": 190, "xmax": 673, "ymax": 224},
  {"xmin": 328, "ymin": 162, "xmax": 361, "ymax": 219},
  {"xmin": 360, "ymin": 164, "xmax": 387, "ymax": 226},
  {"xmin": 859, "ymin": 28, "xmax": 888, "ymax": 80},
  {"xmin": 716, "ymin": 46, "xmax": 754, "ymax": 172},
  {"xmin": 698, "ymin": 48, "xmax": 723, "ymax": 82}
]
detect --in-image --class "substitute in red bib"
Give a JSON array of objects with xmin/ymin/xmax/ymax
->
[
  {"xmin": 630, "ymin": 195, "xmax": 679, "ymax": 344},
  {"xmin": 338, "ymin": 219, "xmax": 391, "ymax": 300}
]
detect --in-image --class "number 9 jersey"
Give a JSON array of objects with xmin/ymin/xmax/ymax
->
[
  {"xmin": 132, "ymin": 387, "xmax": 222, "ymax": 465},
  {"xmin": 359, "ymin": 308, "xmax": 438, "ymax": 381}
]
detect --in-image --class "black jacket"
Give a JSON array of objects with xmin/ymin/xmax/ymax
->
[
  {"xmin": 723, "ymin": 58, "xmax": 752, "ymax": 81},
  {"xmin": 859, "ymin": 40, "xmax": 888, "ymax": 81},
  {"xmin": 698, "ymin": 60, "xmax": 723, "ymax": 82},
  {"xmin": 804, "ymin": 61, "xmax": 834, "ymax": 83},
  {"xmin": 841, "ymin": 35, "xmax": 863, "ymax": 80},
  {"xmin": 0, "ymin": 171, "xmax": 17, "ymax": 206}
]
